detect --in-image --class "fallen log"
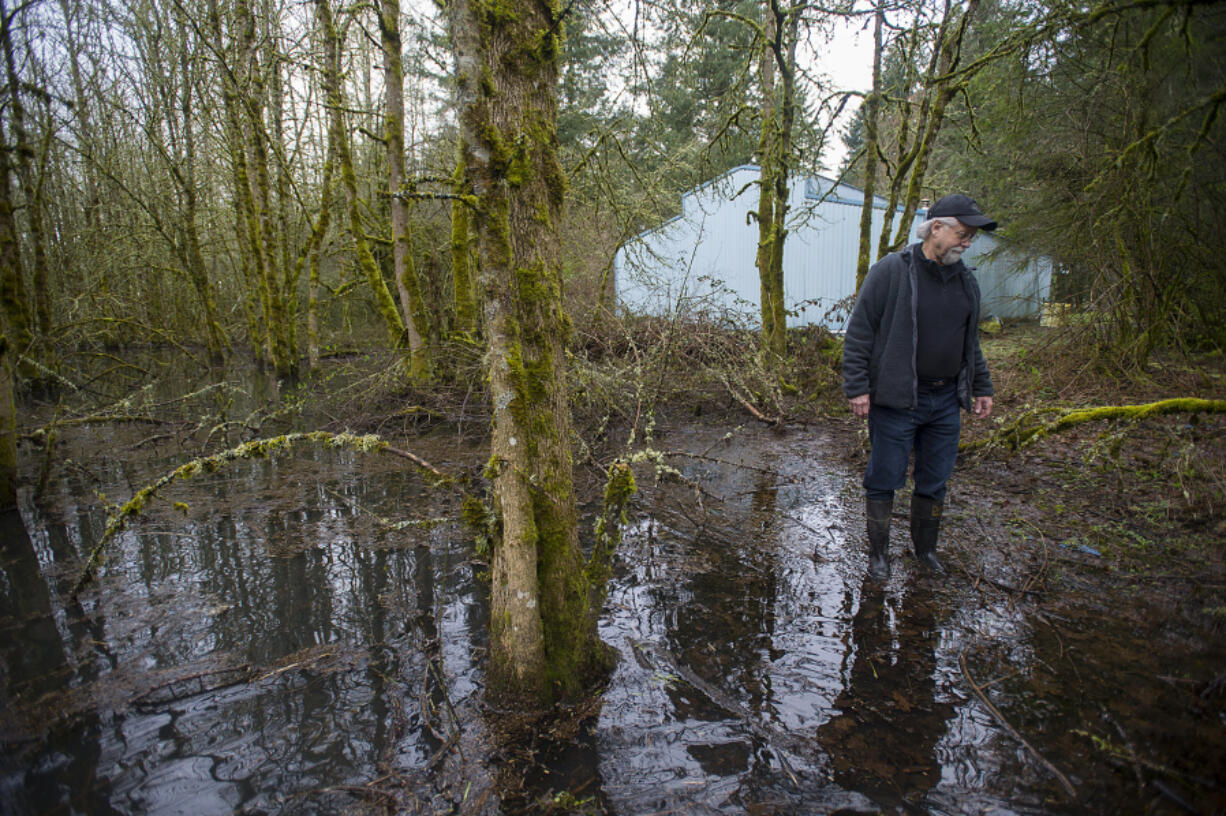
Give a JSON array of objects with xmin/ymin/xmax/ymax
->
[{"xmin": 962, "ymin": 398, "xmax": 1226, "ymax": 453}]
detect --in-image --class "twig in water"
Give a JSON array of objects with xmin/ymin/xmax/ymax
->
[
  {"xmin": 1100, "ymin": 705, "xmax": 1144, "ymax": 789},
  {"xmin": 960, "ymin": 651, "xmax": 1077, "ymax": 798}
]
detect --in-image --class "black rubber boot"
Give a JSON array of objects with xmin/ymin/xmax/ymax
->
[
  {"xmin": 866, "ymin": 498, "xmax": 893, "ymax": 581},
  {"xmin": 911, "ymin": 494, "xmax": 946, "ymax": 574}
]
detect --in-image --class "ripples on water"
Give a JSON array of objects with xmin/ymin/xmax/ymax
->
[{"xmin": 0, "ymin": 421, "xmax": 1179, "ymax": 815}]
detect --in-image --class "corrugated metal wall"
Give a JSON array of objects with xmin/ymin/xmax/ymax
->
[{"xmin": 614, "ymin": 165, "xmax": 1051, "ymax": 328}]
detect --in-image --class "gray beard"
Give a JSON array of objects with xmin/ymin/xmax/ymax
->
[{"xmin": 941, "ymin": 247, "xmax": 965, "ymax": 266}]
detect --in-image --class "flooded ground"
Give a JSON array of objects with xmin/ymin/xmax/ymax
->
[{"xmin": 2, "ymin": 396, "xmax": 1224, "ymax": 814}]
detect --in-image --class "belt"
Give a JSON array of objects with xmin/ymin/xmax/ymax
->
[{"xmin": 918, "ymin": 377, "xmax": 953, "ymax": 388}]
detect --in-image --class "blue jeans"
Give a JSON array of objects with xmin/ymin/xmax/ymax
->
[{"xmin": 864, "ymin": 382, "xmax": 961, "ymax": 503}]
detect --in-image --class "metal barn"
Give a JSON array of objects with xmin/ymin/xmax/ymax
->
[{"xmin": 614, "ymin": 165, "xmax": 1052, "ymax": 328}]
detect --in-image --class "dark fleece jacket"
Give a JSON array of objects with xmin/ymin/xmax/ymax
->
[{"xmin": 841, "ymin": 243, "xmax": 994, "ymax": 412}]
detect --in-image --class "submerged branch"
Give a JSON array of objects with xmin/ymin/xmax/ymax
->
[
  {"xmin": 960, "ymin": 652, "xmax": 1077, "ymax": 798},
  {"xmin": 70, "ymin": 431, "xmax": 453, "ymax": 599}
]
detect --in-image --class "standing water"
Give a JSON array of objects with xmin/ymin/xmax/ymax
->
[{"xmin": 2, "ymin": 408, "xmax": 1223, "ymax": 813}]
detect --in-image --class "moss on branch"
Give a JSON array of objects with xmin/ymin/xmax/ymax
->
[
  {"xmin": 964, "ymin": 398, "xmax": 1226, "ymax": 454},
  {"xmin": 70, "ymin": 431, "xmax": 452, "ymax": 599}
]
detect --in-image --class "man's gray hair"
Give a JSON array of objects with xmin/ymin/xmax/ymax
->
[{"xmin": 916, "ymin": 216, "xmax": 960, "ymax": 240}]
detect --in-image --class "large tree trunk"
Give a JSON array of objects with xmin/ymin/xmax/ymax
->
[
  {"xmin": 380, "ymin": 0, "xmax": 429, "ymax": 379},
  {"xmin": 450, "ymin": 0, "xmax": 610, "ymax": 707},
  {"xmin": 207, "ymin": 0, "xmax": 273, "ymax": 367}
]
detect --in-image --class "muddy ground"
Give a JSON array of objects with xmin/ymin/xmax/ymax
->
[{"xmin": 1, "ymin": 327, "xmax": 1224, "ymax": 815}]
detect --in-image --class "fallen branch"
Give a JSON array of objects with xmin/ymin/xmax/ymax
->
[
  {"xmin": 69, "ymin": 431, "xmax": 453, "ymax": 599},
  {"xmin": 963, "ymin": 398, "xmax": 1226, "ymax": 453},
  {"xmin": 717, "ymin": 372, "xmax": 781, "ymax": 425},
  {"xmin": 634, "ymin": 639, "xmax": 803, "ymax": 786},
  {"xmin": 23, "ymin": 414, "xmax": 172, "ymax": 442},
  {"xmin": 133, "ymin": 664, "xmax": 255, "ymax": 709},
  {"xmin": 960, "ymin": 651, "xmax": 1077, "ymax": 798}
]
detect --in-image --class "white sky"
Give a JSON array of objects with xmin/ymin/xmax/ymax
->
[{"xmin": 811, "ymin": 15, "xmax": 875, "ymax": 170}]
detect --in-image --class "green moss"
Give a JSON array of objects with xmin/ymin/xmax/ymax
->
[
  {"xmin": 479, "ymin": 0, "xmax": 519, "ymax": 25},
  {"xmin": 71, "ymin": 431, "xmax": 457, "ymax": 599},
  {"xmin": 481, "ymin": 122, "xmax": 511, "ymax": 177},
  {"xmin": 506, "ymin": 134, "xmax": 530, "ymax": 187},
  {"xmin": 483, "ymin": 453, "xmax": 505, "ymax": 480}
]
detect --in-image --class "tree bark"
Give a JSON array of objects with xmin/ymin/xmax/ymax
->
[
  {"xmin": 380, "ymin": 0, "xmax": 429, "ymax": 378},
  {"xmin": 304, "ymin": 138, "xmax": 336, "ymax": 370},
  {"xmin": 755, "ymin": 6, "xmax": 779, "ymax": 355},
  {"xmin": 889, "ymin": 0, "xmax": 980, "ymax": 250},
  {"xmin": 450, "ymin": 0, "xmax": 610, "ymax": 707},
  {"xmin": 176, "ymin": 8, "xmax": 227, "ymax": 361},
  {"xmin": 755, "ymin": 1, "xmax": 797, "ymax": 359},
  {"xmin": 317, "ymin": 0, "xmax": 406, "ymax": 353},
  {"xmin": 235, "ymin": 0, "xmax": 293, "ymax": 376},
  {"xmin": 1, "ymin": 0, "xmax": 49, "ymax": 342},
  {"xmin": 450, "ymin": 145, "xmax": 478, "ymax": 338},
  {"xmin": 876, "ymin": 18, "xmax": 931, "ymax": 261},
  {"xmin": 0, "ymin": 336, "xmax": 14, "ymax": 510},
  {"xmin": 207, "ymin": 0, "xmax": 273, "ymax": 366},
  {"xmin": 0, "ymin": 114, "xmax": 30, "ymax": 366}
]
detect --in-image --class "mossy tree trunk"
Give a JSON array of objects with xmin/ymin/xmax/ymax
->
[
  {"xmin": 887, "ymin": 0, "xmax": 979, "ymax": 251},
  {"xmin": 207, "ymin": 0, "xmax": 276, "ymax": 370},
  {"xmin": 755, "ymin": 1, "xmax": 797, "ymax": 360},
  {"xmin": 175, "ymin": 7, "xmax": 227, "ymax": 362},
  {"xmin": 317, "ymin": 0, "xmax": 406, "ymax": 354},
  {"xmin": 451, "ymin": 145, "xmax": 478, "ymax": 339},
  {"xmin": 380, "ymin": 0, "xmax": 430, "ymax": 378},
  {"xmin": 875, "ymin": 18, "xmax": 928, "ymax": 261},
  {"xmin": 0, "ymin": 337, "xmax": 13, "ymax": 511},
  {"xmin": 235, "ymin": 0, "xmax": 294, "ymax": 377},
  {"xmin": 0, "ymin": 6, "xmax": 31, "ymax": 370},
  {"xmin": 267, "ymin": 7, "xmax": 300, "ymax": 369},
  {"xmin": 755, "ymin": 8, "xmax": 780, "ymax": 356},
  {"xmin": 0, "ymin": 115, "xmax": 30, "ymax": 371},
  {"xmin": 855, "ymin": 5, "xmax": 884, "ymax": 294},
  {"xmin": 1, "ymin": 0, "xmax": 49, "ymax": 345},
  {"xmin": 450, "ymin": 0, "xmax": 610, "ymax": 708},
  {"xmin": 304, "ymin": 138, "xmax": 336, "ymax": 370}
]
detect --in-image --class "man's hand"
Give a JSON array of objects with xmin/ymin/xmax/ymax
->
[
  {"xmin": 973, "ymin": 395, "xmax": 993, "ymax": 418},
  {"xmin": 849, "ymin": 394, "xmax": 870, "ymax": 418}
]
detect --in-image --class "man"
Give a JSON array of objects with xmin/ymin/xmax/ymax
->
[{"xmin": 842, "ymin": 194, "xmax": 996, "ymax": 580}]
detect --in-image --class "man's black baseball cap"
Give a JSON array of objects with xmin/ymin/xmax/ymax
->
[{"xmin": 928, "ymin": 194, "xmax": 997, "ymax": 231}]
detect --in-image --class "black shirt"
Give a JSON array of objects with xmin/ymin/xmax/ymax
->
[{"xmin": 913, "ymin": 245, "xmax": 973, "ymax": 381}]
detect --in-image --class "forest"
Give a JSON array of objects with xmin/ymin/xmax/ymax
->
[{"xmin": 1, "ymin": 0, "xmax": 1225, "ymax": 813}]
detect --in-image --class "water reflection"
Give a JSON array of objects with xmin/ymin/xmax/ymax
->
[
  {"xmin": 817, "ymin": 574, "xmax": 955, "ymax": 810},
  {"xmin": 0, "ymin": 428, "xmax": 491, "ymax": 815},
  {"xmin": 4, "ymin": 417, "xmax": 1135, "ymax": 815}
]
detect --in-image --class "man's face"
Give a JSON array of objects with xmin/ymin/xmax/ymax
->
[{"xmin": 932, "ymin": 219, "xmax": 977, "ymax": 266}]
